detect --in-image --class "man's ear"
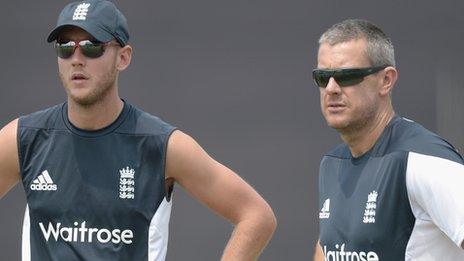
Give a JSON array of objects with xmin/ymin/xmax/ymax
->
[
  {"xmin": 116, "ymin": 44, "xmax": 132, "ymax": 71},
  {"xmin": 379, "ymin": 66, "xmax": 398, "ymax": 96}
]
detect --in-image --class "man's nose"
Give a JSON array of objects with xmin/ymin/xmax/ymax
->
[
  {"xmin": 324, "ymin": 77, "xmax": 342, "ymax": 94},
  {"xmin": 71, "ymin": 47, "xmax": 86, "ymax": 66}
]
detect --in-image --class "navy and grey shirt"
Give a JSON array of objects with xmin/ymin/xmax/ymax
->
[
  {"xmin": 319, "ymin": 116, "xmax": 464, "ymax": 261},
  {"xmin": 18, "ymin": 101, "xmax": 176, "ymax": 261}
]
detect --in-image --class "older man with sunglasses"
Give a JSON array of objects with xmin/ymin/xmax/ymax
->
[
  {"xmin": 313, "ymin": 19, "xmax": 464, "ymax": 260},
  {"xmin": 0, "ymin": 0, "xmax": 276, "ymax": 260}
]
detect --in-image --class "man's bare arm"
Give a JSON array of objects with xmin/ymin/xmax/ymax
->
[
  {"xmin": 0, "ymin": 119, "xmax": 21, "ymax": 199},
  {"xmin": 166, "ymin": 130, "xmax": 276, "ymax": 260},
  {"xmin": 314, "ymin": 240, "xmax": 324, "ymax": 261}
]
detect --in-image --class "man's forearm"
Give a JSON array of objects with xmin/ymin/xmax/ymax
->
[
  {"xmin": 314, "ymin": 241, "xmax": 324, "ymax": 261},
  {"xmin": 221, "ymin": 214, "xmax": 276, "ymax": 261}
]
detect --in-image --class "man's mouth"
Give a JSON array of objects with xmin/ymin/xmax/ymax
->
[
  {"xmin": 327, "ymin": 102, "xmax": 345, "ymax": 108},
  {"xmin": 327, "ymin": 102, "xmax": 346, "ymax": 112},
  {"xmin": 71, "ymin": 73, "xmax": 89, "ymax": 81}
]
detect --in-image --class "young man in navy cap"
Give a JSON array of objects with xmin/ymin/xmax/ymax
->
[{"xmin": 0, "ymin": 1, "xmax": 276, "ymax": 260}]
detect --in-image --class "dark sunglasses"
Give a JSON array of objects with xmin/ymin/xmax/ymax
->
[
  {"xmin": 55, "ymin": 40, "xmax": 119, "ymax": 59},
  {"xmin": 312, "ymin": 65, "xmax": 388, "ymax": 87}
]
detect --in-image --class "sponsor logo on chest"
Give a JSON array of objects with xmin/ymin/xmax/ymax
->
[
  {"xmin": 39, "ymin": 221, "xmax": 134, "ymax": 245},
  {"xmin": 323, "ymin": 243, "xmax": 379, "ymax": 261}
]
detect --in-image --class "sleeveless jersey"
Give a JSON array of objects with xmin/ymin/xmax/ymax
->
[
  {"xmin": 18, "ymin": 101, "xmax": 176, "ymax": 261},
  {"xmin": 319, "ymin": 116, "xmax": 464, "ymax": 260}
]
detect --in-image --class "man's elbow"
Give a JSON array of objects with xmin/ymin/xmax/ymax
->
[
  {"xmin": 263, "ymin": 209, "xmax": 277, "ymax": 236},
  {"xmin": 254, "ymin": 205, "xmax": 277, "ymax": 239}
]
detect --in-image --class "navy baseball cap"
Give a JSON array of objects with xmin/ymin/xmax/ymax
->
[{"xmin": 47, "ymin": 0, "xmax": 129, "ymax": 46}]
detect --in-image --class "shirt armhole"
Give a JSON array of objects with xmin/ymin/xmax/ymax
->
[{"xmin": 405, "ymin": 152, "xmax": 424, "ymax": 220}]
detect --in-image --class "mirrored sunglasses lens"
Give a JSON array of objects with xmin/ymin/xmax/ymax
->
[
  {"xmin": 80, "ymin": 42, "xmax": 105, "ymax": 58},
  {"xmin": 56, "ymin": 45, "xmax": 74, "ymax": 59}
]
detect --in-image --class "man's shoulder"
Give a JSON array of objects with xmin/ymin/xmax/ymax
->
[
  {"xmin": 383, "ymin": 116, "xmax": 463, "ymax": 164},
  {"xmin": 19, "ymin": 103, "xmax": 64, "ymax": 130},
  {"xmin": 118, "ymin": 103, "xmax": 177, "ymax": 137}
]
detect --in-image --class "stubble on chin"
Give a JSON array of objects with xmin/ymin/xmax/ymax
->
[
  {"xmin": 59, "ymin": 69, "xmax": 117, "ymax": 107},
  {"xmin": 324, "ymin": 114, "xmax": 351, "ymax": 133},
  {"xmin": 326, "ymin": 106, "xmax": 377, "ymax": 136}
]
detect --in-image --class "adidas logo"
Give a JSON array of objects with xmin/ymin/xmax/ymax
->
[
  {"xmin": 30, "ymin": 170, "xmax": 57, "ymax": 191},
  {"xmin": 319, "ymin": 198, "xmax": 330, "ymax": 219}
]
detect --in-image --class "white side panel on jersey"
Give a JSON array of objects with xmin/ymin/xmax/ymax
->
[
  {"xmin": 405, "ymin": 152, "xmax": 464, "ymax": 260},
  {"xmin": 148, "ymin": 197, "xmax": 172, "ymax": 261},
  {"xmin": 22, "ymin": 205, "xmax": 31, "ymax": 261}
]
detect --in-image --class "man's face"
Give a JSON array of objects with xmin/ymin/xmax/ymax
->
[
  {"xmin": 317, "ymin": 38, "xmax": 383, "ymax": 134},
  {"xmin": 57, "ymin": 26, "xmax": 119, "ymax": 106}
]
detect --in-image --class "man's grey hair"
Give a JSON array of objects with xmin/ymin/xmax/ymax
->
[{"xmin": 319, "ymin": 19, "xmax": 395, "ymax": 67}]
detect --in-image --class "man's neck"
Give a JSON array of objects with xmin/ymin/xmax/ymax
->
[
  {"xmin": 67, "ymin": 94, "xmax": 124, "ymax": 131},
  {"xmin": 341, "ymin": 107, "xmax": 395, "ymax": 158}
]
